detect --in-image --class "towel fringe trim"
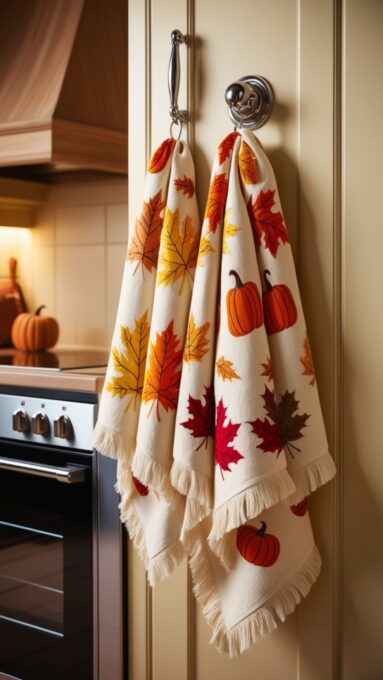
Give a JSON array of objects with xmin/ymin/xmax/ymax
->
[
  {"xmin": 93, "ymin": 421, "xmax": 134, "ymax": 460},
  {"xmin": 118, "ymin": 488, "xmax": 186, "ymax": 586},
  {"xmin": 290, "ymin": 451, "xmax": 336, "ymax": 503},
  {"xmin": 188, "ymin": 538, "xmax": 322, "ymax": 658},
  {"xmin": 171, "ymin": 460, "xmax": 213, "ymax": 532},
  {"xmin": 132, "ymin": 450, "xmax": 180, "ymax": 506},
  {"xmin": 208, "ymin": 467, "xmax": 296, "ymax": 562}
]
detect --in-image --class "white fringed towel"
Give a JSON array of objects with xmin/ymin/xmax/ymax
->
[{"xmin": 94, "ymin": 130, "xmax": 336, "ymax": 656}]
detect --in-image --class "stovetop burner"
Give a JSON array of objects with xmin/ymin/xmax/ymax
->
[{"xmin": 0, "ymin": 348, "xmax": 109, "ymax": 371}]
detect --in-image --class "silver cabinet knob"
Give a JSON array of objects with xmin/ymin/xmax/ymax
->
[
  {"xmin": 12, "ymin": 409, "xmax": 29, "ymax": 433},
  {"xmin": 32, "ymin": 412, "xmax": 49, "ymax": 436},
  {"xmin": 54, "ymin": 415, "xmax": 72, "ymax": 439}
]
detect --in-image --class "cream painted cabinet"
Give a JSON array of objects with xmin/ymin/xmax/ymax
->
[{"xmin": 126, "ymin": 1, "xmax": 383, "ymax": 678}]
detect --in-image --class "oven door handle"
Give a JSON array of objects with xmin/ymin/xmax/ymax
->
[{"xmin": 0, "ymin": 456, "xmax": 89, "ymax": 484}]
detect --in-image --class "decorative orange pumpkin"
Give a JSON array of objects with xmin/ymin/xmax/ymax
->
[
  {"xmin": 133, "ymin": 476, "xmax": 149, "ymax": 496},
  {"xmin": 290, "ymin": 499, "xmax": 308, "ymax": 516},
  {"xmin": 262, "ymin": 270, "xmax": 298, "ymax": 335},
  {"xmin": 11, "ymin": 306, "xmax": 59, "ymax": 352},
  {"xmin": 226, "ymin": 270, "xmax": 263, "ymax": 337},
  {"xmin": 12, "ymin": 350, "xmax": 59, "ymax": 368},
  {"xmin": 236, "ymin": 521, "xmax": 280, "ymax": 567}
]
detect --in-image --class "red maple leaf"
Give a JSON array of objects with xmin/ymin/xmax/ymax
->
[
  {"xmin": 248, "ymin": 386, "xmax": 310, "ymax": 458},
  {"xmin": 181, "ymin": 384, "xmax": 215, "ymax": 450},
  {"xmin": 247, "ymin": 189, "xmax": 289, "ymax": 257},
  {"xmin": 215, "ymin": 398, "xmax": 243, "ymax": 478},
  {"xmin": 204, "ymin": 173, "xmax": 228, "ymax": 233},
  {"xmin": 218, "ymin": 131, "xmax": 239, "ymax": 164},
  {"xmin": 174, "ymin": 175, "xmax": 195, "ymax": 198}
]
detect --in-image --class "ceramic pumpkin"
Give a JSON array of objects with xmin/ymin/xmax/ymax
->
[
  {"xmin": 290, "ymin": 499, "xmax": 308, "ymax": 516},
  {"xmin": 262, "ymin": 270, "xmax": 298, "ymax": 335},
  {"xmin": 226, "ymin": 270, "xmax": 263, "ymax": 337},
  {"xmin": 236, "ymin": 521, "xmax": 280, "ymax": 567},
  {"xmin": 11, "ymin": 305, "xmax": 59, "ymax": 352}
]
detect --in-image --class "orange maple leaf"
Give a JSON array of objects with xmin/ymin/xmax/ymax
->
[
  {"xmin": 142, "ymin": 321, "xmax": 183, "ymax": 421},
  {"xmin": 238, "ymin": 140, "xmax": 259, "ymax": 184},
  {"xmin": 216, "ymin": 356, "xmax": 240, "ymax": 381},
  {"xmin": 300, "ymin": 332, "xmax": 316, "ymax": 385},
  {"xmin": 218, "ymin": 131, "xmax": 239, "ymax": 164},
  {"xmin": 260, "ymin": 357, "xmax": 273, "ymax": 383},
  {"xmin": 247, "ymin": 189, "xmax": 289, "ymax": 257},
  {"xmin": 127, "ymin": 190, "xmax": 165, "ymax": 274},
  {"xmin": 174, "ymin": 175, "xmax": 195, "ymax": 198},
  {"xmin": 204, "ymin": 173, "xmax": 228, "ymax": 233},
  {"xmin": 148, "ymin": 138, "xmax": 175, "ymax": 173}
]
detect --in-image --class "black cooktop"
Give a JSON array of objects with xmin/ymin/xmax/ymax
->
[{"xmin": 0, "ymin": 348, "xmax": 109, "ymax": 371}]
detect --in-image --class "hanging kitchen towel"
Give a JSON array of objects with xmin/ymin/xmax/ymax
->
[{"xmin": 94, "ymin": 137, "xmax": 200, "ymax": 582}]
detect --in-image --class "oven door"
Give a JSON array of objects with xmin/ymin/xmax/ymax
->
[{"xmin": 0, "ymin": 440, "xmax": 93, "ymax": 680}]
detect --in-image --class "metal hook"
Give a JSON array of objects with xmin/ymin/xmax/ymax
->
[
  {"xmin": 168, "ymin": 29, "xmax": 188, "ymax": 138},
  {"xmin": 225, "ymin": 75, "xmax": 274, "ymax": 130}
]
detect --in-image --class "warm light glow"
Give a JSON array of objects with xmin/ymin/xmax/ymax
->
[{"xmin": 0, "ymin": 226, "xmax": 32, "ymax": 246}]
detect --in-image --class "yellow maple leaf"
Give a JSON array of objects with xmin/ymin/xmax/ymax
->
[
  {"xmin": 216, "ymin": 355, "xmax": 240, "ymax": 381},
  {"xmin": 106, "ymin": 310, "xmax": 150, "ymax": 410},
  {"xmin": 157, "ymin": 207, "xmax": 199, "ymax": 293},
  {"xmin": 300, "ymin": 332, "xmax": 316, "ymax": 386},
  {"xmin": 222, "ymin": 210, "xmax": 239, "ymax": 254},
  {"xmin": 197, "ymin": 235, "xmax": 215, "ymax": 267},
  {"xmin": 238, "ymin": 140, "xmax": 259, "ymax": 184},
  {"xmin": 183, "ymin": 314, "xmax": 210, "ymax": 364}
]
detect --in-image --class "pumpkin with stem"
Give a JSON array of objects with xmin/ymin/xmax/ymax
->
[
  {"xmin": 226, "ymin": 270, "xmax": 263, "ymax": 337},
  {"xmin": 236, "ymin": 521, "xmax": 280, "ymax": 567},
  {"xmin": 262, "ymin": 269, "xmax": 298, "ymax": 335},
  {"xmin": 11, "ymin": 305, "xmax": 59, "ymax": 352}
]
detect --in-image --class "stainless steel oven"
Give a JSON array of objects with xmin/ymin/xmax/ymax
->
[{"xmin": 0, "ymin": 387, "xmax": 126, "ymax": 680}]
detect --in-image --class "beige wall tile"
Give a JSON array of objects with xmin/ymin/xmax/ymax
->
[
  {"xmin": 55, "ymin": 245, "xmax": 107, "ymax": 347},
  {"xmin": 29, "ymin": 247, "xmax": 55, "ymax": 317},
  {"xmin": 56, "ymin": 206, "xmax": 105, "ymax": 246},
  {"xmin": 106, "ymin": 244, "xmax": 126, "ymax": 342},
  {"xmin": 107, "ymin": 204, "xmax": 129, "ymax": 244}
]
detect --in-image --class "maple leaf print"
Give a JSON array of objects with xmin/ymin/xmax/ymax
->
[
  {"xmin": 148, "ymin": 138, "xmax": 175, "ymax": 173},
  {"xmin": 222, "ymin": 210, "xmax": 239, "ymax": 254},
  {"xmin": 238, "ymin": 140, "xmax": 259, "ymax": 184},
  {"xmin": 106, "ymin": 310, "xmax": 150, "ymax": 411},
  {"xmin": 127, "ymin": 190, "xmax": 166, "ymax": 274},
  {"xmin": 204, "ymin": 173, "xmax": 228, "ymax": 233},
  {"xmin": 215, "ymin": 398, "xmax": 244, "ymax": 478},
  {"xmin": 247, "ymin": 190, "xmax": 289, "ymax": 257},
  {"xmin": 157, "ymin": 207, "xmax": 199, "ymax": 293},
  {"xmin": 181, "ymin": 384, "xmax": 215, "ymax": 450},
  {"xmin": 183, "ymin": 314, "xmax": 210, "ymax": 364},
  {"xmin": 197, "ymin": 235, "xmax": 215, "ymax": 267},
  {"xmin": 300, "ymin": 332, "xmax": 316, "ymax": 386},
  {"xmin": 174, "ymin": 175, "xmax": 195, "ymax": 198},
  {"xmin": 260, "ymin": 357, "xmax": 273, "ymax": 383},
  {"xmin": 142, "ymin": 321, "xmax": 183, "ymax": 421},
  {"xmin": 216, "ymin": 356, "xmax": 240, "ymax": 382},
  {"xmin": 218, "ymin": 131, "xmax": 239, "ymax": 164},
  {"xmin": 248, "ymin": 386, "xmax": 310, "ymax": 458},
  {"xmin": 133, "ymin": 476, "xmax": 149, "ymax": 496}
]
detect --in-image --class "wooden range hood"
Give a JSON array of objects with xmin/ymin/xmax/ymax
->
[{"xmin": 0, "ymin": 0, "xmax": 127, "ymax": 179}]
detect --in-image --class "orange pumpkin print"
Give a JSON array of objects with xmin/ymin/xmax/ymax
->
[
  {"xmin": 236, "ymin": 522, "xmax": 280, "ymax": 567},
  {"xmin": 226, "ymin": 270, "xmax": 263, "ymax": 337},
  {"xmin": 262, "ymin": 270, "xmax": 298, "ymax": 335}
]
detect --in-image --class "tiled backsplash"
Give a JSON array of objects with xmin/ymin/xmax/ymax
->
[{"xmin": 0, "ymin": 181, "xmax": 128, "ymax": 349}]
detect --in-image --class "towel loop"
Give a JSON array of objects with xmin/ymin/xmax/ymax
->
[
  {"xmin": 168, "ymin": 29, "xmax": 188, "ymax": 137},
  {"xmin": 225, "ymin": 75, "xmax": 274, "ymax": 130}
]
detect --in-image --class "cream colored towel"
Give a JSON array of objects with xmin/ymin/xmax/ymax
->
[{"xmin": 93, "ymin": 131, "xmax": 336, "ymax": 655}]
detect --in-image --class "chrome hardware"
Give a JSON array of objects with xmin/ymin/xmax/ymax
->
[
  {"xmin": 168, "ymin": 29, "xmax": 188, "ymax": 138},
  {"xmin": 32, "ymin": 412, "xmax": 49, "ymax": 436},
  {"xmin": 12, "ymin": 409, "xmax": 29, "ymax": 433},
  {"xmin": 0, "ymin": 456, "xmax": 88, "ymax": 483},
  {"xmin": 225, "ymin": 75, "xmax": 274, "ymax": 130},
  {"xmin": 54, "ymin": 415, "xmax": 73, "ymax": 440}
]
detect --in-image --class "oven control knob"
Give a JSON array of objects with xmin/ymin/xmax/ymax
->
[
  {"xmin": 32, "ymin": 412, "xmax": 50, "ymax": 435},
  {"xmin": 12, "ymin": 409, "xmax": 29, "ymax": 433},
  {"xmin": 54, "ymin": 415, "xmax": 72, "ymax": 440}
]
